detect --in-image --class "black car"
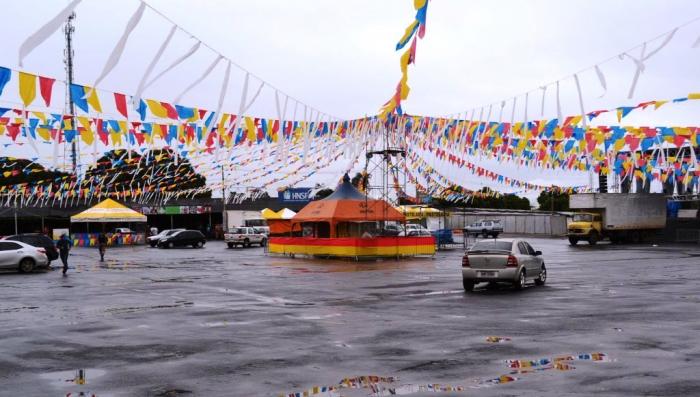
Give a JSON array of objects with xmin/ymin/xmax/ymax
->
[
  {"xmin": 157, "ymin": 230, "xmax": 206, "ymax": 248},
  {"xmin": 3, "ymin": 233, "xmax": 59, "ymax": 262}
]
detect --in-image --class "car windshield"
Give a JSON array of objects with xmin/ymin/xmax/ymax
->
[
  {"xmin": 470, "ymin": 240, "xmax": 513, "ymax": 252},
  {"xmin": 573, "ymin": 214, "xmax": 593, "ymax": 222},
  {"xmin": 231, "ymin": 228, "xmax": 245, "ymax": 234}
]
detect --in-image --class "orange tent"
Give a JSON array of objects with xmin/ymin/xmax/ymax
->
[
  {"xmin": 293, "ymin": 175, "xmax": 405, "ymax": 223},
  {"xmin": 291, "ymin": 174, "xmax": 405, "ymax": 238}
]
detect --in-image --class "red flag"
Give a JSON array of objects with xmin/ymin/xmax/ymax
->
[
  {"xmin": 114, "ymin": 93, "xmax": 128, "ymax": 118},
  {"xmin": 39, "ymin": 76, "xmax": 55, "ymax": 107},
  {"xmin": 161, "ymin": 102, "xmax": 178, "ymax": 119}
]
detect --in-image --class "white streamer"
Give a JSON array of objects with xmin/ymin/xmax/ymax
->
[
  {"xmin": 133, "ymin": 24, "xmax": 177, "ymax": 107},
  {"xmin": 173, "ymin": 55, "xmax": 223, "ymax": 104},
  {"xmin": 93, "ymin": 2, "xmax": 146, "ymax": 88},
  {"xmin": 594, "ymin": 65, "xmax": 607, "ymax": 98},
  {"xmin": 574, "ymin": 73, "xmax": 586, "ymax": 128},
  {"xmin": 18, "ymin": 0, "xmax": 82, "ymax": 67},
  {"xmin": 555, "ymin": 81, "xmax": 562, "ymax": 125},
  {"xmin": 624, "ymin": 28, "xmax": 677, "ymax": 99},
  {"xmin": 142, "ymin": 41, "xmax": 201, "ymax": 99}
]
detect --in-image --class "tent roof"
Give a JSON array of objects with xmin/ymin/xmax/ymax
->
[
  {"xmin": 70, "ymin": 199, "xmax": 147, "ymax": 223},
  {"xmin": 322, "ymin": 174, "xmax": 368, "ymax": 201},
  {"xmin": 276, "ymin": 208, "xmax": 296, "ymax": 219},
  {"xmin": 261, "ymin": 208, "xmax": 279, "ymax": 220},
  {"xmin": 293, "ymin": 175, "xmax": 405, "ymax": 223}
]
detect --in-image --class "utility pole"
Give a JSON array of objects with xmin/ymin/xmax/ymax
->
[
  {"xmin": 221, "ymin": 164, "xmax": 227, "ymax": 233},
  {"xmin": 64, "ymin": 12, "xmax": 77, "ymax": 174}
]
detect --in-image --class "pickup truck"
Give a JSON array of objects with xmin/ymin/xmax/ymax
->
[
  {"xmin": 225, "ymin": 227, "xmax": 267, "ymax": 248},
  {"xmin": 464, "ymin": 220, "xmax": 503, "ymax": 238}
]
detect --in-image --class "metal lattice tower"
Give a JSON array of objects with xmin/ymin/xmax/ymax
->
[
  {"xmin": 64, "ymin": 12, "xmax": 78, "ymax": 174},
  {"xmin": 364, "ymin": 117, "xmax": 407, "ymax": 222}
]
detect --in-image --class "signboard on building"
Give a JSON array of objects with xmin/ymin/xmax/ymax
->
[
  {"xmin": 278, "ymin": 188, "xmax": 312, "ymax": 204},
  {"xmin": 140, "ymin": 206, "xmax": 212, "ymax": 215}
]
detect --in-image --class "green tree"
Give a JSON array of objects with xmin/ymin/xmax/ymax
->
[{"xmin": 536, "ymin": 190, "xmax": 569, "ymax": 211}]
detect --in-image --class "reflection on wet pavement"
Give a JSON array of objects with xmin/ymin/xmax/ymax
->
[{"xmin": 281, "ymin": 353, "xmax": 610, "ymax": 396}]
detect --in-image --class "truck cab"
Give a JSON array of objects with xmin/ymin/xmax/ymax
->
[{"xmin": 567, "ymin": 212, "xmax": 602, "ymax": 245}]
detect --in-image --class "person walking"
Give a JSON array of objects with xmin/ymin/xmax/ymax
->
[
  {"xmin": 97, "ymin": 233, "xmax": 108, "ymax": 262},
  {"xmin": 57, "ymin": 234, "xmax": 72, "ymax": 276}
]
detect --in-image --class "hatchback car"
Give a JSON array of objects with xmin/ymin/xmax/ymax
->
[
  {"xmin": 461, "ymin": 238, "xmax": 546, "ymax": 291},
  {"xmin": 3, "ymin": 233, "xmax": 59, "ymax": 262},
  {"xmin": 147, "ymin": 229, "xmax": 185, "ymax": 247},
  {"xmin": 0, "ymin": 240, "xmax": 49, "ymax": 273},
  {"xmin": 157, "ymin": 230, "xmax": 206, "ymax": 248}
]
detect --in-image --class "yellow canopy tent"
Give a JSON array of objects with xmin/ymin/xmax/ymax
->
[
  {"xmin": 261, "ymin": 208, "xmax": 280, "ymax": 220},
  {"xmin": 70, "ymin": 199, "xmax": 147, "ymax": 223},
  {"xmin": 263, "ymin": 208, "xmax": 297, "ymax": 235}
]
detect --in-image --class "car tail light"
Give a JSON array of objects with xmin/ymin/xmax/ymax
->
[
  {"xmin": 506, "ymin": 255, "xmax": 518, "ymax": 267},
  {"xmin": 37, "ymin": 248, "xmax": 46, "ymax": 254},
  {"xmin": 462, "ymin": 255, "xmax": 470, "ymax": 268}
]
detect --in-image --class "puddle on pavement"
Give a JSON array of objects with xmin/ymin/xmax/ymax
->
[
  {"xmin": 486, "ymin": 336, "xmax": 511, "ymax": 343},
  {"xmin": 280, "ymin": 352, "xmax": 610, "ymax": 396}
]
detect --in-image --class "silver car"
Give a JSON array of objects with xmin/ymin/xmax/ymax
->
[
  {"xmin": 461, "ymin": 238, "xmax": 546, "ymax": 291},
  {"xmin": 0, "ymin": 240, "xmax": 49, "ymax": 273}
]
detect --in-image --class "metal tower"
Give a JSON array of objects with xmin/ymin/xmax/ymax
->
[{"xmin": 64, "ymin": 12, "xmax": 78, "ymax": 174}]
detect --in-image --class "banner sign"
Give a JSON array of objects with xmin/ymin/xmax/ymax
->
[
  {"xmin": 278, "ymin": 187, "xmax": 312, "ymax": 204},
  {"xmin": 140, "ymin": 205, "xmax": 211, "ymax": 215}
]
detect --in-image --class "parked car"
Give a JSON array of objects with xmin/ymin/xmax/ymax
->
[
  {"xmin": 382, "ymin": 224, "xmax": 403, "ymax": 236},
  {"xmin": 0, "ymin": 240, "xmax": 49, "ymax": 273},
  {"xmin": 464, "ymin": 219, "xmax": 503, "ymax": 238},
  {"xmin": 432, "ymin": 229, "xmax": 454, "ymax": 245},
  {"xmin": 225, "ymin": 227, "xmax": 267, "ymax": 248},
  {"xmin": 3, "ymin": 233, "xmax": 58, "ymax": 262},
  {"xmin": 113, "ymin": 227, "xmax": 135, "ymax": 235},
  {"xmin": 147, "ymin": 229, "xmax": 185, "ymax": 247},
  {"xmin": 253, "ymin": 226, "xmax": 270, "ymax": 237},
  {"xmin": 461, "ymin": 238, "xmax": 546, "ymax": 291},
  {"xmin": 157, "ymin": 230, "xmax": 206, "ymax": 248},
  {"xmin": 398, "ymin": 224, "xmax": 431, "ymax": 237}
]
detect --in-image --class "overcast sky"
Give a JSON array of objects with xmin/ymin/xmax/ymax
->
[{"xmin": 2, "ymin": 0, "xmax": 700, "ymax": 198}]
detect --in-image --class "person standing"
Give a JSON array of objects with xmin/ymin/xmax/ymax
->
[
  {"xmin": 97, "ymin": 233, "xmax": 108, "ymax": 262},
  {"xmin": 57, "ymin": 234, "xmax": 72, "ymax": 276}
]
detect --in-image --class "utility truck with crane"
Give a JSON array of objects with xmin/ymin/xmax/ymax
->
[{"xmin": 567, "ymin": 193, "xmax": 666, "ymax": 245}]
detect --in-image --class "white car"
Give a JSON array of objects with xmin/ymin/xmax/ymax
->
[
  {"xmin": 225, "ymin": 227, "xmax": 267, "ymax": 248},
  {"xmin": 0, "ymin": 240, "xmax": 49, "ymax": 273},
  {"xmin": 398, "ymin": 224, "xmax": 431, "ymax": 237}
]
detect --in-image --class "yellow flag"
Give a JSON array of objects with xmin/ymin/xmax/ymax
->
[
  {"xmin": 245, "ymin": 116, "xmax": 256, "ymax": 142},
  {"xmin": 687, "ymin": 93, "xmax": 700, "ymax": 100},
  {"xmin": 146, "ymin": 99, "xmax": 168, "ymax": 118},
  {"xmin": 85, "ymin": 87, "xmax": 102, "ymax": 113},
  {"xmin": 19, "ymin": 72, "xmax": 37, "ymax": 107},
  {"xmin": 78, "ymin": 116, "xmax": 94, "ymax": 145},
  {"xmin": 37, "ymin": 128, "xmax": 50, "ymax": 141}
]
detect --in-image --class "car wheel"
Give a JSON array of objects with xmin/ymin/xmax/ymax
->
[
  {"xmin": 150, "ymin": 242, "xmax": 157, "ymax": 248},
  {"xmin": 168, "ymin": 242, "xmax": 174, "ymax": 248},
  {"xmin": 19, "ymin": 258, "xmax": 35, "ymax": 273},
  {"xmin": 244, "ymin": 238, "xmax": 250, "ymax": 248},
  {"xmin": 462, "ymin": 279, "xmax": 474, "ymax": 292},
  {"xmin": 482, "ymin": 230, "xmax": 488, "ymax": 238},
  {"xmin": 568, "ymin": 236, "xmax": 579, "ymax": 246},
  {"xmin": 535, "ymin": 264, "xmax": 547, "ymax": 286},
  {"xmin": 588, "ymin": 231, "xmax": 599, "ymax": 245},
  {"xmin": 513, "ymin": 269, "xmax": 526, "ymax": 290},
  {"xmin": 260, "ymin": 238, "xmax": 267, "ymax": 247},
  {"xmin": 227, "ymin": 242, "xmax": 234, "ymax": 249},
  {"xmin": 196, "ymin": 241, "xmax": 203, "ymax": 248}
]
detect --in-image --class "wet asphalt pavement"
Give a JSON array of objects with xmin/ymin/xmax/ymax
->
[{"xmin": 1, "ymin": 237, "xmax": 700, "ymax": 396}]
